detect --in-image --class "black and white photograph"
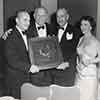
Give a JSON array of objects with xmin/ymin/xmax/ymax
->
[{"xmin": 0, "ymin": 0, "xmax": 100, "ymax": 100}]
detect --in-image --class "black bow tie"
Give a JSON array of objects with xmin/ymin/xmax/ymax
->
[
  {"xmin": 37, "ymin": 26, "xmax": 45, "ymax": 30},
  {"xmin": 59, "ymin": 27, "xmax": 64, "ymax": 30},
  {"xmin": 22, "ymin": 31, "xmax": 27, "ymax": 35}
]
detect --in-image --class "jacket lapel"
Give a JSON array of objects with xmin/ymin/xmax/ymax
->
[{"xmin": 15, "ymin": 27, "xmax": 28, "ymax": 51}]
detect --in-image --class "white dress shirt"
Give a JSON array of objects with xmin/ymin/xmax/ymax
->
[
  {"xmin": 35, "ymin": 23, "xmax": 47, "ymax": 37},
  {"xmin": 58, "ymin": 23, "xmax": 68, "ymax": 42},
  {"xmin": 16, "ymin": 26, "xmax": 28, "ymax": 50}
]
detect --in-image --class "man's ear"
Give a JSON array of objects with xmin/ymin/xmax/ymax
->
[
  {"xmin": 15, "ymin": 18, "xmax": 18, "ymax": 24},
  {"xmin": 15, "ymin": 18, "xmax": 19, "ymax": 23},
  {"xmin": 66, "ymin": 14, "xmax": 69, "ymax": 20},
  {"xmin": 90, "ymin": 26, "xmax": 92, "ymax": 31},
  {"xmin": 33, "ymin": 13, "xmax": 36, "ymax": 19}
]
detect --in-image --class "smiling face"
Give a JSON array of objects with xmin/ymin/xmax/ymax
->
[
  {"xmin": 56, "ymin": 9, "xmax": 69, "ymax": 27},
  {"xmin": 34, "ymin": 8, "xmax": 48, "ymax": 26},
  {"xmin": 16, "ymin": 12, "xmax": 30, "ymax": 31},
  {"xmin": 80, "ymin": 20, "xmax": 92, "ymax": 35}
]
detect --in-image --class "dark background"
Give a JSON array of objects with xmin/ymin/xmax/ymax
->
[
  {"xmin": 58, "ymin": 0, "xmax": 97, "ymax": 24},
  {"xmin": 4, "ymin": 0, "xmax": 97, "ymax": 29},
  {"xmin": 4, "ymin": 0, "xmax": 41, "ymax": 30}
]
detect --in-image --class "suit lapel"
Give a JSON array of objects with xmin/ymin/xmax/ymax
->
[
  {"xmin": 64, "ymin": 24, "xmax": 71, "ymax": 33},
  {"xmin": 27, "ymin": 22, "xmax": 38, "ymax": 38},
  {"xmin": 45, "ymin": 23, "xmax": 49, "ymax": 36},
  {"xmin": 61, "ymin": 24, "xmax": 73, "ymax": 42},
  {"xmin": 15, "ymin": 27, "xmax": 28, "ymax": 52},
  {"xmin": 33, "ymin": 23, "xmax": 38, "ymax": 37}
]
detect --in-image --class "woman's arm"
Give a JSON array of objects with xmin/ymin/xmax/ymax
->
[{"xmin": 90, "ymin": 40, "xmax": 100, "ymax": 64}]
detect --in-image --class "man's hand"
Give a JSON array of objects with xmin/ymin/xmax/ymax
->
[
  {"xmin": 2, "ymin": 28, "xmax": 12, "ymax": 40},
  {"xmin": 57, "ymin": 62, "xmax": 69, "ymax": 70},
  {"xmin": 29, "ymin": 64, "xmax": 39, "ymax": 73}
]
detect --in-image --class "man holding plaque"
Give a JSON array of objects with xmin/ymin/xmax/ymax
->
[
  {"xmin": 27, "ymin": 7, "xmax": 56, "ymax": 86},
  {"xmin": 50, "ymin": 8, "xmax": 80, "ymax": 86},
  {"xmin": 4, "ymin": 10, "xmax": 40, "ymax": 99}
]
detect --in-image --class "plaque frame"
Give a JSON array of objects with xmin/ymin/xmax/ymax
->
[{"xmin": 28, "ymin": 36, "xmax": 63, "ymax": 70}]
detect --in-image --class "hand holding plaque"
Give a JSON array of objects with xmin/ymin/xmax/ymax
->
[
  {"xmin": 29, "ymin": 64, "xmax": 39, "ymax": 73},
  {"xmin": 57, "ymin": 62, "xmax": 69, "ymax": 70}
]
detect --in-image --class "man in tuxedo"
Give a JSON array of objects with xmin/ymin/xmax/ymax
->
[
  {"xmin": 51, "ymin": 8, "xmax": 80, "ymax": 86},
  {"xmin": 4, "ymin": 10, "xmax": 39, "ymax": 99},
  {"xmin": 27, "ymin": 7, "xmax": 55, "ymax": 86},
  {"xmin": 3, "ymin": 7, "xmax": 57, "ymax": 88}
]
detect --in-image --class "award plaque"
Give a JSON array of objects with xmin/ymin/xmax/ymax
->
[{"xmin": 28, "ymin": 36, "xmax": 63, "ymax": 70}]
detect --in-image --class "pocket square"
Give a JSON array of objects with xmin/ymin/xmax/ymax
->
[{"xmin": 66, "ymin": 32, "xmax": 73, "ymax": 40}]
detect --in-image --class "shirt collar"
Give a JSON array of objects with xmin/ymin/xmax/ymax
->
[
  {"xmin": 16, "ymin": 25, "xmax": 25, "ymax": 36},
  {"xmin": 63, "ymin": 23, "xmax": 68, "ymax": 30}
]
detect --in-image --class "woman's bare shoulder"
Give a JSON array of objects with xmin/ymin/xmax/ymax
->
[{"xmin": 91, "ymin": 36, "xmax": 100, "ymax": 47}]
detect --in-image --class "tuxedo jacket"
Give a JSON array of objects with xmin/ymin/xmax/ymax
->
[
  {"xmin": 24, "ymin": 21, "xmax": 55, "ymax": 86},
  {"xmin": 4, "ymin": 27, "xmax": 31, "ymax": 98},
  {"xmin": 53, "ymin": 24, "xmax": 80, "ymax": 61}
]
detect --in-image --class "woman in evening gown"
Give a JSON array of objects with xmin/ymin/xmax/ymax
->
[{"xmin": 76, "ymin": 16, "xmax": 100, "ymax": 100}]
